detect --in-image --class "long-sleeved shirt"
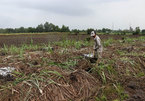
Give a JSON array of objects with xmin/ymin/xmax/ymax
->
[{"xmin": 93, "ymin": 35, "xmax": 103, "ymax": 52}]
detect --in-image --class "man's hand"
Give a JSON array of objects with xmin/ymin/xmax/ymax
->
[{"xmin": 94, "ymin": 46, "xmax": 100, "ymax": 51}]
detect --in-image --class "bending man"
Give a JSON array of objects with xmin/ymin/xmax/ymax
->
[{"xmin": 90, "ymin": 31, "xmax": 103, "ymax": 64}]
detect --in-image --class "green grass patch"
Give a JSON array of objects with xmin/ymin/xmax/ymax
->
[
  {"xmin": 54, "ymin": 40, "xmax": 92, "ymax": 49},
  {"xmin": 103, "ymin": 38, "xmax": 114, "ymax": 47},
  {"xmin": 48, "ymin": 59, "xmax": 77, "ymax": 70}
]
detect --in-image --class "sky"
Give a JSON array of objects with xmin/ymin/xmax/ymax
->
[{"xmin": 0, "ymin": 0, "xmax": 145, "ymax": 30}]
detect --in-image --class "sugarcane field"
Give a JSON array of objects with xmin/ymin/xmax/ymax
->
[{"xmin": 0, "ymin": 33, "xmax": 144, "ymax": 101}]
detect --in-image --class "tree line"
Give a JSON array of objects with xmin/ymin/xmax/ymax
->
[
  {"xmin": 0, "ymin": 22, "xmax": 145, "ymax": 35},
  {"xmin": 87, "ymin": 27, "xmax": 145, "ymax": 35},
  {"xmin": 0, "ymin": 22, "xmax": 70, "ymax": 33}
]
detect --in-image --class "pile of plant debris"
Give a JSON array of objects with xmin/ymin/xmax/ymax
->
[{"xmin": 0, "ymin": 66, "xmax": 99, "ymax": 101}]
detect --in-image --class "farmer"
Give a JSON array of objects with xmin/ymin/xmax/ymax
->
[{"xmin": 90, "ymin": 31, "xmax": 103, "ymax": 64}]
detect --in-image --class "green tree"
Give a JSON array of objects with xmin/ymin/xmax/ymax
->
[
  {"xmin": 36, "ymin": 24, "xmax": 44, "ymax": 32},
  {"xmin": 133, "ymin": 27, "xmax": 140, "ymax": 35},
  {"xmin": 5, "ymin": 28, "xmax": 14, "ymax": 33},
  {"xmin": 142, "ymin": 29, "xmax": 145, "ymax": 35},
  {"xmin": 19, "ymin": 27, "xmax": 26, "ymax": 33},
  {"xmin": 87, "ymin": 28, "xmax": 94, "ymax": 34},
  {"xmin": 60, "ymin": 25, "xmax": 70, "ymax": 32},
  {"xmin": 129, "ymin": 27, "xmax": 133, "ymax": 33},
  {"xmin": 44, "ymin": 22, "xmax": 49, "ymax": 32},
  {"xmin": 44, "ymin": 22, "xmax": 55, "ymax": 32},
  {"xmin": 27, "ymin": 27, "xmax": 36, "ymax": 33},
  {"xmin": 54, "ymin": 25, "xmax": 60, "ymax": 32},
  {"xmin": 102, "ymin": 28, "xmax": 112, "ymax": 34},
  {"xmin": 49, "ymin": 23, "xmax": 55, "ymax": 32}
]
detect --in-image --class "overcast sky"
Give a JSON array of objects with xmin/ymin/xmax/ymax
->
[{"xmin": 0, "ymin": 0, "xmax": 145, "ymax": 30}]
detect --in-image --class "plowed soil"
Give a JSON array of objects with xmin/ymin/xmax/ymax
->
[
  {"xmin": 0, "ymin": 34, "xmax": 144, "ymax": 101},
  {"xmin": 0, "ymin": 33, "xmax": 142, "ymax": 47}
]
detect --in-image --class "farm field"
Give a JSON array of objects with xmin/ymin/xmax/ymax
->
[
  {"xmin": 0, "ymin": 34, "xmax": 145, "ymax": 101},
  {"xmin": 0, "ymin": 33, "xmax": 141, "ymax": 47}
]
